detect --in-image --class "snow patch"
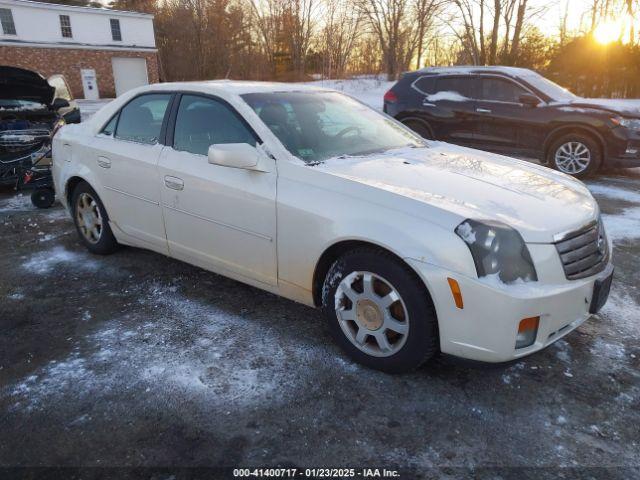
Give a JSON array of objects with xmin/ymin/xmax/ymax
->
[
  {"xmin": 598, "ymin": 287, "xmax": 640, "ymax": 336},
  {"xmin": 456, "ymin": 221, "xmax": 476, "ymax": 244},
  {"xmin": 589, "ymin": 338, "xmax": 626, "ymax": 360},
  {"xmin": 426, "ymin": 91, "xmax": 468, "ymax": 102},
  {"xmin": 5, "ymin": 283, "xmax": 359, "ymax": 412},
  {"xmin": 0, "ymin": 194, "xmax": 34, "ymax": 213},
  {"xmin": 601, "ymin": 207, "xmax": 640, "ymax": 241},
  {"xmin": 22, "ymin": 246, "xmax": 99, "ymax": 274},
  {"xmin": 587, "ymin": 183, "xmax": 640, "ymax": 204},
  {"xmin": 300, "ymin": 75, "xmax": 394, "ymax": 110}
]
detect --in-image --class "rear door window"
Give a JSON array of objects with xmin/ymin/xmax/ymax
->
[
  {"xmin": 480, "ymin": 77, "xmax": 528, "ymax": 103},
  {"xmin": 434, "ymin": 76, "xmax": 475, "ymax": 100},
  {"xmin": 115, "ymin": 94, "xmax": 171, "ymax": 145}
]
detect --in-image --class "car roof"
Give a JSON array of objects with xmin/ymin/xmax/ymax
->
[
  {"xmin": 141, "ymin": 80, "xmax": 333, "ymax": 96},
  {"xmin": 412, "ymin": 66, "xmax": 534, "ymax": 77}
]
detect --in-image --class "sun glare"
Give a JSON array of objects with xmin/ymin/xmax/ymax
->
[{"xmin": 593, "ymin": 21, "xmax": 621, "ymax": 44}]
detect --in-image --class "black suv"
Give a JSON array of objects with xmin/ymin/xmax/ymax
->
[{"xmin": 384, "ymin": 66, "xmax": 640, "ymax": 177}]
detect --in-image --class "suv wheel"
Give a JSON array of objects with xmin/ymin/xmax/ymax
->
[
  {"xmin": 403, "ymin": 119, "xmax": 433, "ymax": 140},
  {"xmin": 548, "ymin": 133, "xmax": 602, "ymax": 178},
  {"xmin": 321, "ymin": 248, "xmax": 438, "ymax": 373},
  {"xmin": 71, "ymin": 182, "xmax": 119, "ymax": 255}
]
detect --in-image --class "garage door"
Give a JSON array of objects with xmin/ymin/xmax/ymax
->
[{"xmin": 111, "ymin": 57, "xmax": 149, "ymax": 97}]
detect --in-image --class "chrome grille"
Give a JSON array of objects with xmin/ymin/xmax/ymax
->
[{"xmin": 555, "ymin": 220, "xmax": 609, "ymax": 280}]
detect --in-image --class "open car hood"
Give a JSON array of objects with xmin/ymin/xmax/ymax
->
[{"xmin": 0, "ymin": 66, "xmax": 55, "ymax": 106}]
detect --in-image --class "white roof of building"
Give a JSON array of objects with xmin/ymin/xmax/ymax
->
[{"xmin": 0, "ymin": 0, "xmax": 154, "ymax": 18}]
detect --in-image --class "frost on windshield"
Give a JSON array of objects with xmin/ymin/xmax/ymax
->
[{"xmin": 456, "ymin": 221, "xmax": 476, "ymax": 244}]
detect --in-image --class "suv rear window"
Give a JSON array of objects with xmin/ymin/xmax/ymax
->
[{"xmin": 434, "ymin": 77, "xmax": 474, "ymax": 99}]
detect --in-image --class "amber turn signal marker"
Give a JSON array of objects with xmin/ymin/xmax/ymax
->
[
  {"xmin": 447, "ymin": 277, "xmax": 464, "ymax": 309},
  {"xmin": 518, "ymin": 316, "xmax": 540, "ymax": 333}
]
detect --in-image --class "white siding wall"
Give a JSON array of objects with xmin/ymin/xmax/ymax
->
[{"xmin": 0, "ymin": 0, "xmax": 155, "ymax": 48}]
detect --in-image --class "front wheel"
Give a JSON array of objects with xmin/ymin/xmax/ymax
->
[
  {"xmin": 321, "ymin": 248, "xmax": 439, "ymax": 373},
  {"xmin": 548, "ymin": 133, "xmax": 602, "ymax": 178},
  {"xmin": 71, "ymin": 182, "xmax": 119, "ymax": 255}
]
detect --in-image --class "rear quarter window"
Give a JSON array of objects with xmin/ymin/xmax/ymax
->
[{"xmin": 412, "ymin": 76, "xmax": 435, "ymax": 94}]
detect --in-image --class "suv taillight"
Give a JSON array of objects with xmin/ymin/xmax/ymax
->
[{"xmin": 383, "ymin": 89, "xmax": 398, "ymax": 103}]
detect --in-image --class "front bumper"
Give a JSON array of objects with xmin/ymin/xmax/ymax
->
[{"xmin": 407, "ymin": 257, "xmax": 614, "ymax": 363}]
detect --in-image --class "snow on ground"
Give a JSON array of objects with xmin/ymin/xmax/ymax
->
[
  {"xmin": 586, "ymin": 181, "xmax": 640, "ymax": 241},
  {"xmin": 0, "ymin": 193, "xmax": 34, "ymax": 213},
  {"xmin": 6, "ymin": 281, "xmax": 358, "ymax": 413},
  {"xmin": 302, "ymin": 75, "xmax": 394, "ymax": 110},
  {"xmin": 22, "ymin": 246, "xmax": 100, "ymax": 275}
]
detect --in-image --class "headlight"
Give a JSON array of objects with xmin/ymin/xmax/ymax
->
[
  {"xmin": 612, "ymin": 117, "xmax": 640, "ymax": 130},
  {"xmin": 455, "ymin": 219, "xmax": 537, "ymax": 283}
]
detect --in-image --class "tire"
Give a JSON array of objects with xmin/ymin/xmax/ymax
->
[
  {"xmin": 403, "ymin": 119, "xmax": 433, "ymax": 140},
  {"xmin": 547, "ymin": 133, "xmax": 602, "ymax": 178},
  {"xmin": 321, "ymin": 248, "xmax": 439, "ymax": 373},
  {"xmin": 31, "ymin": 188, "xmax": 55, "ymax": 209},
  {"xmin": 71, "ymin": 182, "xmax": 119, "ymax": 255}
]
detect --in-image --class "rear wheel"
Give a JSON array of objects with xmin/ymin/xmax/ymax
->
[
  {"xmin": 71, "ymin": 182, "xmax": 119, "ymax": 255},
  {"xmin": 403, "ymin": 119, "xmax": 433, "ymax": 140},
  {"xmin": 548, "ymin": 133, "xmax": 602, "ymax": 178},
  {"xmin": 321, "ymin": 248, "xmax": 439, "ymax": 373}
]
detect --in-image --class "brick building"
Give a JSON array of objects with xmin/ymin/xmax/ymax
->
[{"xmin": 0, "ymin": 0, "xmax": 158, "ymax": 99}]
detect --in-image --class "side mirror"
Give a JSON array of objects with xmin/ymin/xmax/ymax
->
[
  {"xmin": 519, "ymin": 94, "xmax": 540, "ymax": 107},
  {"xmin": 208, "ymin": 143, "xmax": 263, "ymax": 170},
  {"xmin": 52, "ymin": 98, "xmax": 70, "ymax": 109}
]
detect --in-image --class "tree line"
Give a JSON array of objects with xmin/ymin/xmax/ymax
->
[{"xmin": 35, "ymin": 0, "xmax": 640, "ymax": 97}]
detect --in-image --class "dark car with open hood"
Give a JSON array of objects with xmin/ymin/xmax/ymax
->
[
  {"xmin": 384, "ymin": 66, "xmax": 640, "ymax": 178},
  {"xmin": 0, "ymin": 66, "xmax": 79, "ymax": 186}
]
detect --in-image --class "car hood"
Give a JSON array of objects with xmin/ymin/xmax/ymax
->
[
  {"xmin": 566, "ymin": 98, "xmax": 640, "ymax": 117},
  {"xmin": 0, "ymin": 66, "xmax": 55, "ymax": 105},
  {"xmin": 312, "ymin": 143, "xmax": 598, "ymax": 243}
]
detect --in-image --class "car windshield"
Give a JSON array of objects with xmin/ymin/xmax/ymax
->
[
  {"xmin": 522, "ymin": 73, "xmax": 578, "ymax": 101},
  {"xmin": 241, "ymin": 91, "xmax": 425, "ymax": 163}
]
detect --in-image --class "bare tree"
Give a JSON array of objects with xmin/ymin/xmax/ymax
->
[
  {"xmin": 356, "ymin": 0, "xmax": 442, "ymax": 79},
  {"xmin": 321, "ymin": 0, "xmax": 363, "ymax": 78}
]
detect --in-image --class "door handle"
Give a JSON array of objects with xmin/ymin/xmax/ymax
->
[
  {"xmin": 164, "ymin": 176, "xmax": 184, "ymax": 191},
  {"xmin": 476, "ymin": 108, "xmax": 492, "ymax": 113},
  {"xmin": 97, "ymin": 156, "xmax": 111, "ymax": 168}
]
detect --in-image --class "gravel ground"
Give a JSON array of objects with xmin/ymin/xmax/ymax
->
[{"xmin": 0, "ymin": 167, "xmax": 639, "ymax": 479}]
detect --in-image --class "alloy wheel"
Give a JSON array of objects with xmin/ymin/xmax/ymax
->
[
  {"xmin": 334, "ymin": 271, "xmax": 409, "ymax": 357},
  {"xmin": 554, "ymin": 141, "xmax": 591, "ymax": 175},
  {"xmin": 75, "ymin": 192, "xmax": 103, "ymax": 244}
]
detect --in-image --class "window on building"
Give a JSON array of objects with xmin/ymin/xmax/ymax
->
[
  {"xmin": 59, "ymin": 15, "xmax": 72, "ymax": 38},
  {"xmin": 0, "ymin": 8, "xmax": 16, "ymax": 35},
  {"xmin": 110, "ymin": 19, "xmax": 122, "ymax": 41}
]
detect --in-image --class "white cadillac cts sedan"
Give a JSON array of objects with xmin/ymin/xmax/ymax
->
[{"xmin": 52, "ymin": 81, "xmax": 614, "ymax": 373}]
